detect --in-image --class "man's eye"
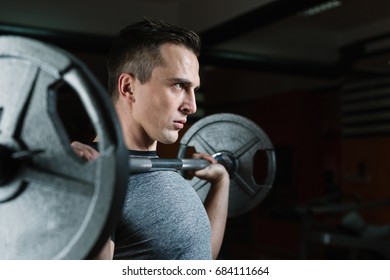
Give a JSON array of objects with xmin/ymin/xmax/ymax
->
[{"xmin": 174, "ymin": 83, "xmax": 184, "ymax": 90}]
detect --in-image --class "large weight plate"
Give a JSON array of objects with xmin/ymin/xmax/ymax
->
[
  {"xmin": 0, "ymin": 36, "xmax": 127, "ymax": 259},
  {"xmin": 178, "ymin": 113, "xmax": 276, "ymax": 217}
]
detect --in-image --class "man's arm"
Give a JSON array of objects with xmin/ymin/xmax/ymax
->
[
  {"xmin": 94, "ymin": 238, "xmax": 115, "ymax": 260},
  {"xmin": 193, "ymin": 153, "xmax": 230, "ymax": 259}
]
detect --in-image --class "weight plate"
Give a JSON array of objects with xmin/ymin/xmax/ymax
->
[
  {"xmin": 0, "ymin": 36, "xmax": 127, "ymax": 259},
  {"xmin": 178, "ymin": 113, "xmax": 276, "ymax": 217}
]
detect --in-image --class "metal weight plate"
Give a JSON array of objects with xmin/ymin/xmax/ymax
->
[
  {"xmin": 177, "ymin": 113, "xmax": 276, "ymax": 217},
  {"xmin": 0, "ymin": 36, "xmax": 127, "ymax": 259}
]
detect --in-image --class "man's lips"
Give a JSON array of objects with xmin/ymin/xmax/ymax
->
[{"xmin": 173, "ymin": 120, "xmax": 186, "ymax": 129}]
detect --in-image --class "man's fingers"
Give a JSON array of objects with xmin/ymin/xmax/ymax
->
[
  {"xmin": 192, "ymin": 152, "xmax": 217, "ymax": 164},
  {"xmin": 70, "ymin": 141, "xmax": 99, "ymax": 161}
]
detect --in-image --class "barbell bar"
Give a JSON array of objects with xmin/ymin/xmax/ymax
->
[
  {"xmin": 129, "ymin": 157, "xmax": 209, "ymax": 172},
  {"xmin": 128, "ymin": 153, "xmax": 234, "ymax": 173}
]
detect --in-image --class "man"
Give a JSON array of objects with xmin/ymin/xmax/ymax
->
[{"xmin": 73, "ymin": 18, "xmax": 229, "ymax": 259}]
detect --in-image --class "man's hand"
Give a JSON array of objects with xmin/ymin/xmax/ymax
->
[
  {"xmin": 70, "ymin": 141, "xmax": 99, "ymax": 161},
  {"xmin": 192, "ymin": 153, "xmax": 229, "ymax": 183}
]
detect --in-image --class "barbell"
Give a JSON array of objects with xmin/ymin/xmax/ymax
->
[{"xmin": 0, "ymin": 36, "xmax": 276, "ymax": 259}]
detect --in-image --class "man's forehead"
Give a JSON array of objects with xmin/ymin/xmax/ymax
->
[{"xmin": 154, "ymin": 45, "xmax": 200, "ymax": 85}]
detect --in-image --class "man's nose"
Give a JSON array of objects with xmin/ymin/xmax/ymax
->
[{"xmin": 181, "ymin": 91, "xmax": 197, "ymax": 115}]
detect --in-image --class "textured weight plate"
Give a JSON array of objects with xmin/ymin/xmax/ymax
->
[
  {"xmin": 178, "ymin": 113, "xmax": 276, "ymax": 217},
  {"xmin": 0, "ymin": 36, "xmax": 127, "ymax": 259}
]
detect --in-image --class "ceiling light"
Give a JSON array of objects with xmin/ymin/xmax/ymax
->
[{"xmin": 300, "ymin": 0, "xmax": 342, "ymax": 17}]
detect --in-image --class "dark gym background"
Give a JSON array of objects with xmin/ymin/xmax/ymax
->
[{"xmin": 2, "ymin": 0, "xmax": 390, "ymax": 259}]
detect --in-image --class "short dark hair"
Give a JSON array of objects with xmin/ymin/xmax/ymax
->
[{"xmin": 107, "ymin": 18, "xmax": 201, "ymax": 102}]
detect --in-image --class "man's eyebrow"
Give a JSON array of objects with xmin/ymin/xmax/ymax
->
[{"xmin": 167, "ymin": 78, "xmax": 191, "ymax": 85}]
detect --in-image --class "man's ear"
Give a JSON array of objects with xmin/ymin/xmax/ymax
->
[{"xmin": 118, "ymin": 73, "xmax": 135, "ymax": 101}]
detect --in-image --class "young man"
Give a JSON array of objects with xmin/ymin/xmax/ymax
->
[{"xmin": 73, "ymin": 18, "xmax": 229, "ymax": 259}]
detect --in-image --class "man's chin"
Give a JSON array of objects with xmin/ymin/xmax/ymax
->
[{"xmin": 159, "ymin": 134, "xmax": 179, "ymax": 145}]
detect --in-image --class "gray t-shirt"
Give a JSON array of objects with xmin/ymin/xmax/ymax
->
[{"xmin": 113, "ymin": 151, "xmax": 212, "ymax": 260}]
